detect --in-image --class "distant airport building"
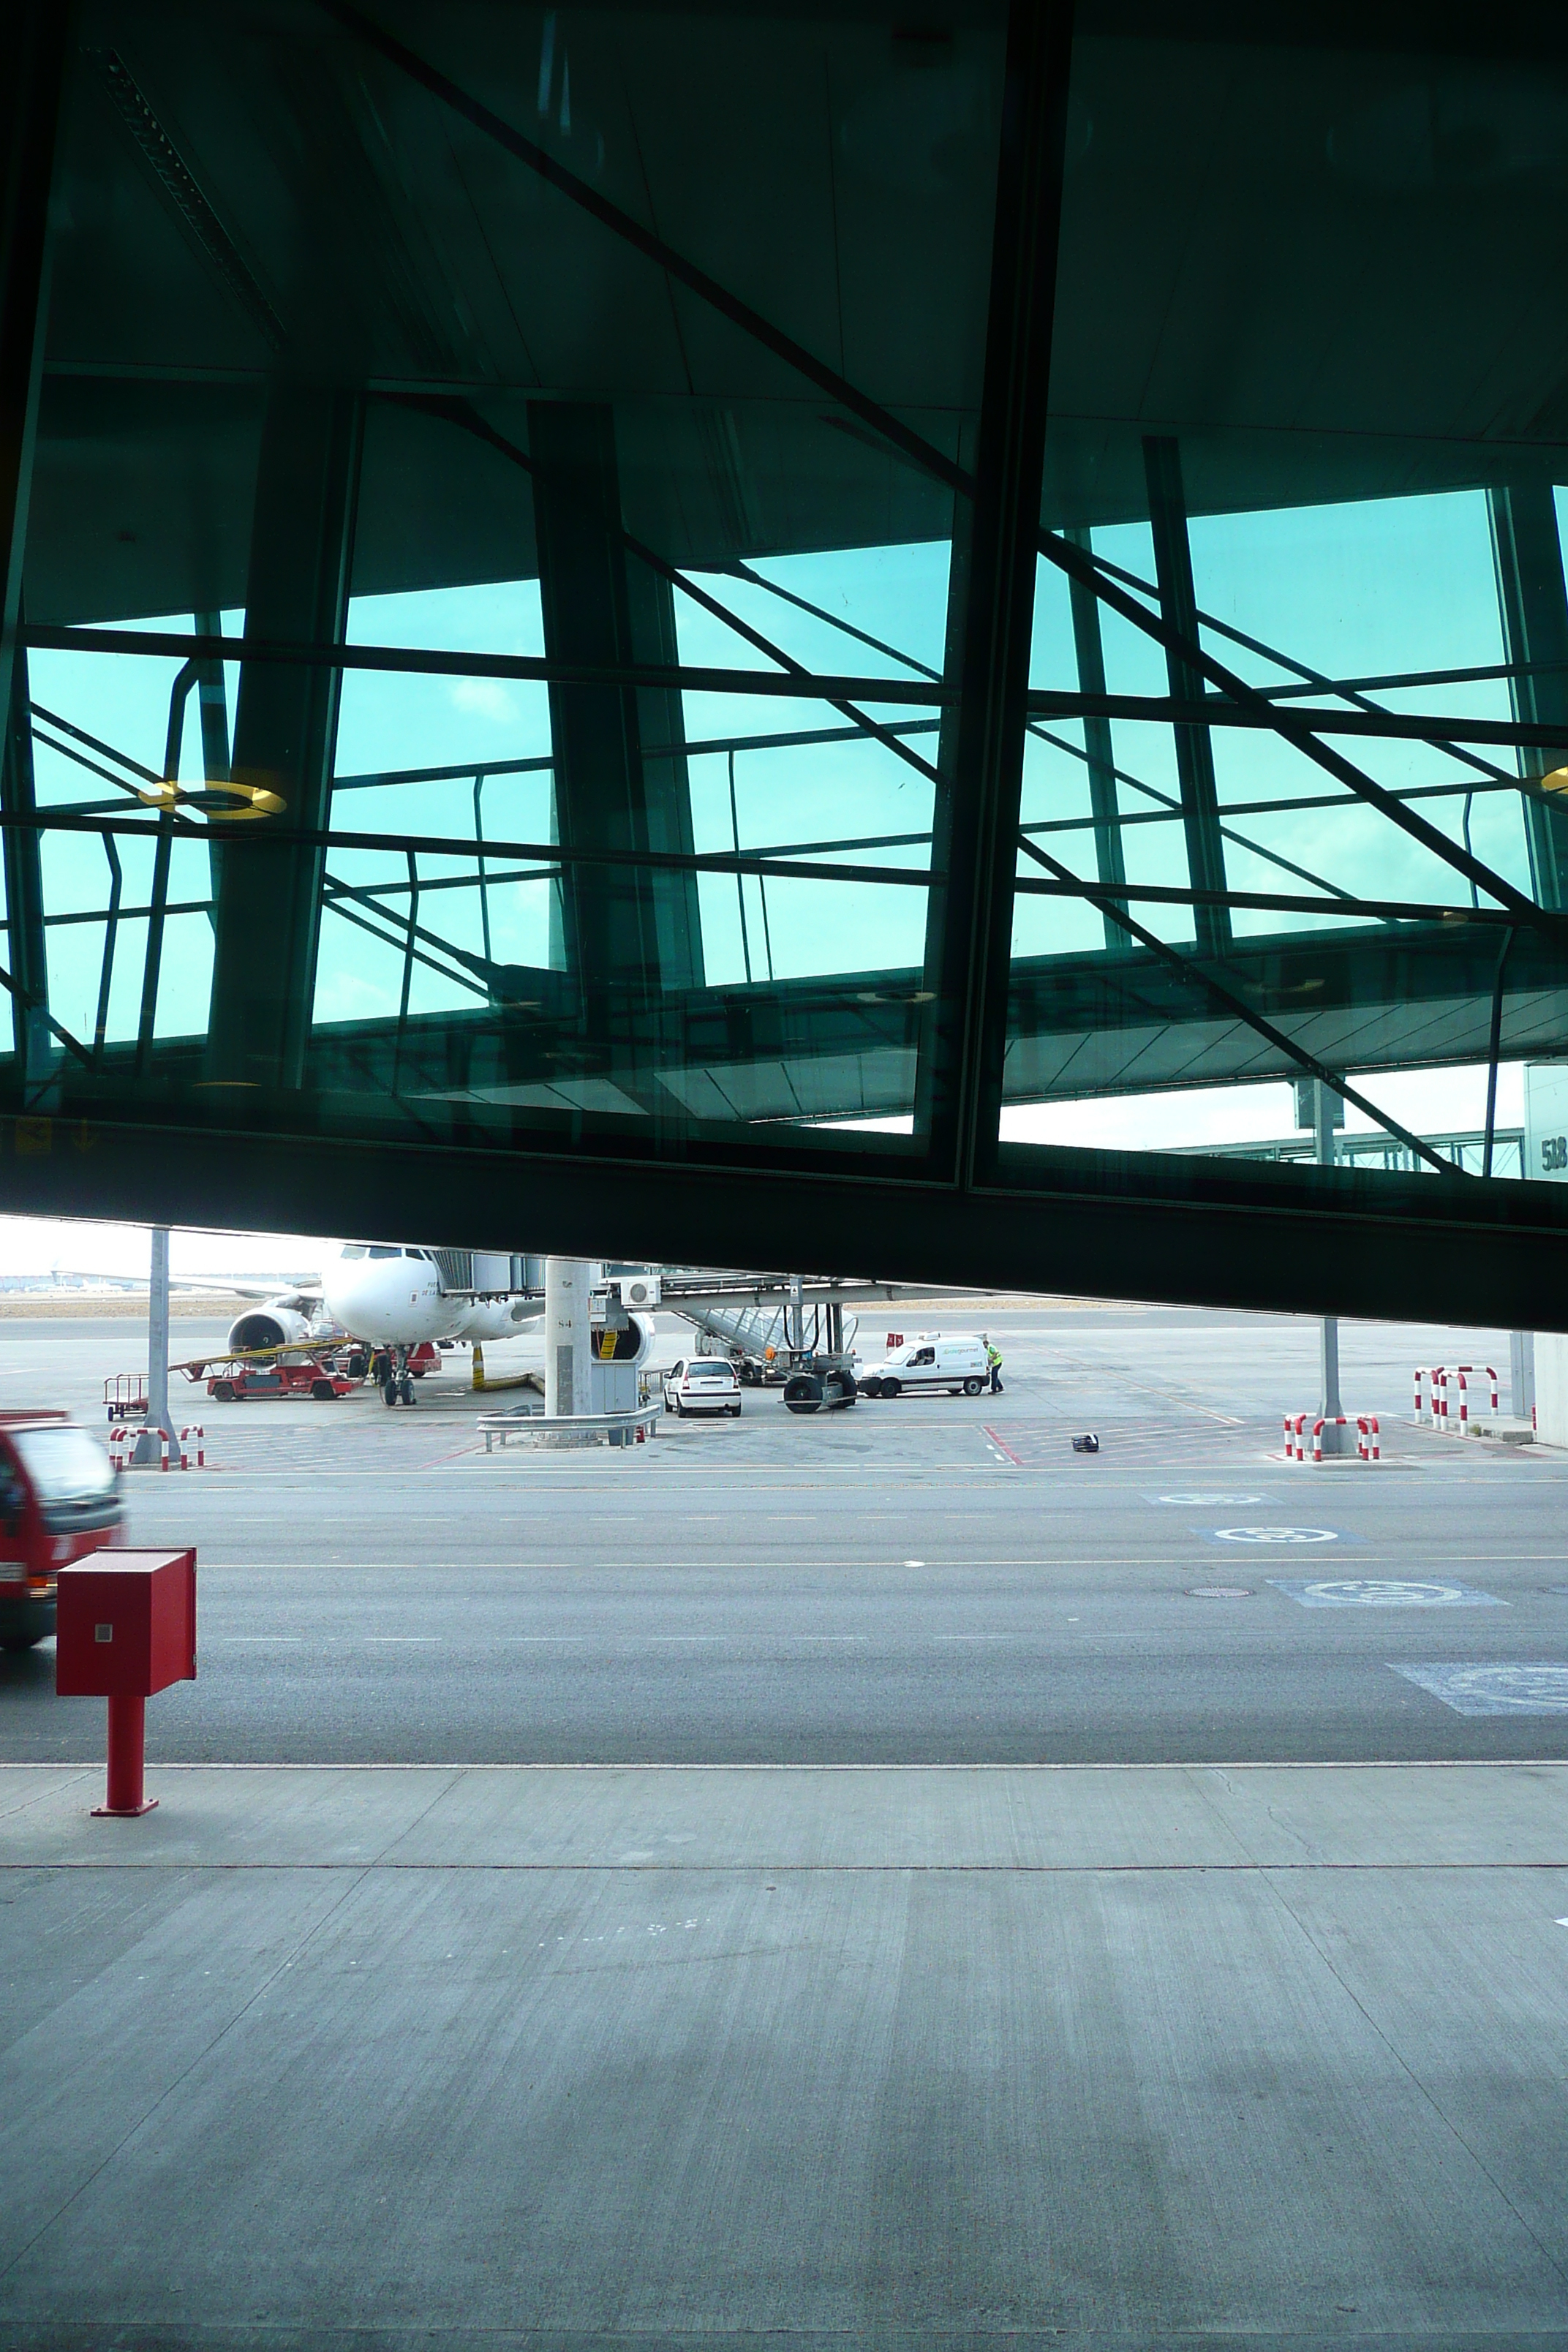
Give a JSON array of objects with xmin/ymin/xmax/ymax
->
[{"xmin": 1, "ymin": 1, "xmax": 1567, "ymax": 1322}]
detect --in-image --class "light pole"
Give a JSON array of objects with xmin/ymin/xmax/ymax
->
[
  {"xmin": 132, "ymin": 1226, "xmax": 176, "ymax": 1466},
  {"xmin": 1315, "ymin": 1082, "xmax": 1350, "ymax": 1455}
]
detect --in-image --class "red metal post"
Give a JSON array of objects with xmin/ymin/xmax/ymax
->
[{"xmin": 95, "ymin": 1692, "xmax": 157, "ymax": 1817}]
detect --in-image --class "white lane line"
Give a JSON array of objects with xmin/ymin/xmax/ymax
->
[
  {"xmin": 501, "ymin": 1635, "xmax": 587, "ymax": 1643},
  {"xmin": 936, "ymin": 1633, "xmax": 1007, "ymax": 1640},
  {"xmin": 362, "ymin": 1637, "xmax": 443, "ymax": 1644}
]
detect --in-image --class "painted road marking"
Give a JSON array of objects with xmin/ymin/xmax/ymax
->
[
  {"xmin": 1391, "ymin": 1662, "xmax": 1568, "ymax": 1714},
  {"xmin": 1156, "ymin": 1493, "xmax": 1263, "ymax": 1506},
  {"xmin": 1270, "ymin": 1578, "xmax": 1503, "ymax": 1609},
  {"xmin": 1215, "ymin": 1526, "xmax": 1338, "ymax": 1545}
]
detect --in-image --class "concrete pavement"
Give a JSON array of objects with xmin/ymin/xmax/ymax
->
[{"xmin": 6, "ymin": 1760, "xmax": 1568, "ymax": 2347}]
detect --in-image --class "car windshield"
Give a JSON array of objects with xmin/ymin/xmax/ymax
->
[{"xmin": 12, "ymin": 1425, "xmax": 116, "ymax": 1502}]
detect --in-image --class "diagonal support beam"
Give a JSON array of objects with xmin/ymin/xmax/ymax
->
[
  {"xmin": 1016, "ymin": 832, "xmax": 1458, "ymax": 1177},
  {"xmin": 325, "ymin": 1, "xmax": 1567, "ymax": 958}
]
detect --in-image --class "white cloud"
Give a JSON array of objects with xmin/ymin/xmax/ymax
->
[{"xmin": 451, "ymin": 678, "xmax": 518, "ymax": 725}]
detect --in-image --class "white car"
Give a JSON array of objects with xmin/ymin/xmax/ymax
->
[
  {"xmin": 663, "ymin": 1356, "xmax": 742, "ymax": 1417},
  {"xmin": 859, "ymin": 1333, "xmax": 991, "ymax": 1398}
]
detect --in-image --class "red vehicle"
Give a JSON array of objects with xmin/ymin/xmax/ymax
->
[
  {"xmin": 207, "ymin": 1359, "xmax": 355, "ymax": 1403},
  {"xmin": 0, "ymin": 1411, "xmax": 124, "ymax": 1651}
]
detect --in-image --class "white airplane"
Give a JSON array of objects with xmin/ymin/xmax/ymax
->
[{"xmin": 216, "ymin": 1245, "xmax": 652, "ymax": 1406}]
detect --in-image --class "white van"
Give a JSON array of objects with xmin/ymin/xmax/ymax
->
[{"xmin": 859, "ymin": 1333, "xmax": 990, "ymax": 1399}]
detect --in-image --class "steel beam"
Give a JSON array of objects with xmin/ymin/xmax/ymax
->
[
  {"xmin": 528, "ymin": 402, "xmax": 701, "ymax": 1006},
  {"xmin": 1064, "ymin": 524, "xmax": 1128, "ymax": 949},
  {"xmin": 1, "ymin": 633, "xmax": 48, "ymax": 1084},
  {"xmin": 0, "ymin": 4, "xmax": 64, "ymax": 1085},
  {"xmin": 205, "ymin": 383, "xmax": 362, "ymax": 1088},
  {"xmin": 1488, "ymin": 483, "xmax": 1568, "ymax": 909},
  {"xmin": 5, "ymin": 1106, "xmax": 1568, "ymax": 1333},
  {"xmin": 0, "ymin": 0, "xmax": 63, "ymax": 734},
  {"xmin": 918, "ymin": 0, "xmax": 1074, "ymax": 1186},
  {"xmin": 1142, "ymin": 437, "xmax": 1230, "ymax": 957}
]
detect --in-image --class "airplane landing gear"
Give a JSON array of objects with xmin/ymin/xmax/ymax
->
[{"xmin": 374, "ymin": 1346, "xmax": 419, "ymax": 1406}]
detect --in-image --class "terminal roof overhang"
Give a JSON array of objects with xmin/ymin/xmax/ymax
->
[{"xmin": 29, "ymin": 7, "xmax": 1568, "ymax": 621}]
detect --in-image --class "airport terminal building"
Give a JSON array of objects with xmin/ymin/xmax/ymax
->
[{"xmin": 2, "ymin": 0, "xmax": 1568, "ymax": 1320}]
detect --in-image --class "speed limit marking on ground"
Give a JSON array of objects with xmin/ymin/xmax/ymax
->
[
  {"xmin": 1214, "ymin": 1526, "xmax": 1338, "ymax": 1545},
  {"xmin": 1271, "ymin": 1578, "xmax": 1501, "ymax": 1609},
  {"xmin": 1155, "ymin": 1493, "xmax": 1264, "ymax": 1507}
]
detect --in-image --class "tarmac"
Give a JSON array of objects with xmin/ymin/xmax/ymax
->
[
  {"xmin": 7, "ymin": 1757, "xmax": 1568, "ymax": 2348},
  {"xmin": 7, "ymin": 1302, "xmax": 1568, "ymax": 2344}
]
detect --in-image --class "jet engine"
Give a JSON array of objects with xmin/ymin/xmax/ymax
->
[{"xmin": 227, "ymin": 1305, "xmax": 316, "ymax": 1357}]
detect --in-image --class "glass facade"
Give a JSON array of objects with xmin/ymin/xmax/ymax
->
[{"xmin": 3, "ymin": 0, "xmax": 1568, "ymax": 1305}]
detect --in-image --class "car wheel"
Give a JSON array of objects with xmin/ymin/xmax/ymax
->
[
  {"xmin": 783, "ymin": 1374, "xmax": 824, "ymax": 1415},
  {"xmin": 214, "ymin": 1379, "xmax": 235, "ymax": 1403},
  {"xmin": 312, "ymin": 1379, "xmax": 336, "ymax": 1401},
  {"xmin": 963, "ymin": 1377, "xmax": 984, "ymax": 1396},
  {"xmin": 880, "ymin": 1376, "xmax": 900, "ymax": 1399},
  {"xmin": 729, "ymin": 1403, "xmax": 742, "ymax": 1417}
]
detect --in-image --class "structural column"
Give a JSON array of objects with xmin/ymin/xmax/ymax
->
[
  {"xmin": 1, "ymin": 630, "xmax": 48, "ymax": 1081},
  {"xmin": 528, "ymin": 402, "xmax": 702, "ymax": 1011},
  {"xmin": 1066, "ymin": 524, "xmax": 1130, "ymax": 949},
  {"xmin": 0, "ymin": 6, "xmax": 66, "ymax": 1082},
  {"xmin": 543, "ymin": 1256, "xmax": 595, "ymax": 1419},
  {"xmin": 1488, "ymin": 483, "xmax": 1568, "ymax": 910},
  {"xmin": 1142, "ymin": 436, "xmax": 1230, "ymax": 958},
  {"xmin": 132, "ymin": 1225, "xmax": 176, "ymax": 1466},
  {"xmin": 1314, "ymin": 1079, "xmax": 1351, "ymax": 1455},
  {"xmin": 205, "ymin": 382, "xmax": 361, "ymax": 1090},
  {"xmin": 913, "ymin": 1, "xmax": 1074, "ymax": 1177}
]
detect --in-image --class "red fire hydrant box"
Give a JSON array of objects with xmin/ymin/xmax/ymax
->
[
  {"xmin": 56, "ymin": 1550, "xmax": 195, "ymax": 1816},
  {"xmin": 56, "ymin": 1550, "xmax": 196, "ymax": 1697}
]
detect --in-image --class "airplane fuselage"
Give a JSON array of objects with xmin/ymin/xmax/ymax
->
[{"xmin": 322, "ymin": 1247, "xmax": 543, "ymax": 1349}]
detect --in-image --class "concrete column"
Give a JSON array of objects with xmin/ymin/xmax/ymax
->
[
  {"xmin": 543, "ymin": 1256, "xmax": 594, "ymax": 1418},
  {"xmin": 132, "ymin": 1226, "xmax": 175, "ymax": 1465},
  {"xmin": 1511, "ymin": 1329, "xmax": 1536, "ymax": 1422}
]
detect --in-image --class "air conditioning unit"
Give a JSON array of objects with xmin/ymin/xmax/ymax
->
[{"xmin": 622, "ymin": 1274, "xmax": 661, "ymax": 1309}]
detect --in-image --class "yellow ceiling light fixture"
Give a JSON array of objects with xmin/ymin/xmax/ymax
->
[
  {"xmin": 134, "ymin": 772, "xmax": 286, "ymax": 820},
  {"xmin": 1539, "ymin": 766, "xmax": 1568, "ymax": 795},
  {"xmin": 206, "ymin": 773, "xmax": 287, "ymax": 820}
]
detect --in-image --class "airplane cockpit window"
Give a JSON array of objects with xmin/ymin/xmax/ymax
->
[
  {"xmin": 367, "ymin": 1245, "xmax": 401, "ymax": 1259},
  {"xmin": 339, "ymin": 1245, "xmax": 366, "ymax": 1259}
]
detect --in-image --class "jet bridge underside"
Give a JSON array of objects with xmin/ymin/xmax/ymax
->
[{"xmin": 284, "ymin": 919, "xmax": 1568, "ymax": 1133}]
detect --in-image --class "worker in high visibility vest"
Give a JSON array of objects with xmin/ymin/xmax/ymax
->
[{"xmin": 984, "ymin": 1337, "xmax": 1003, "ymax": 1394}]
